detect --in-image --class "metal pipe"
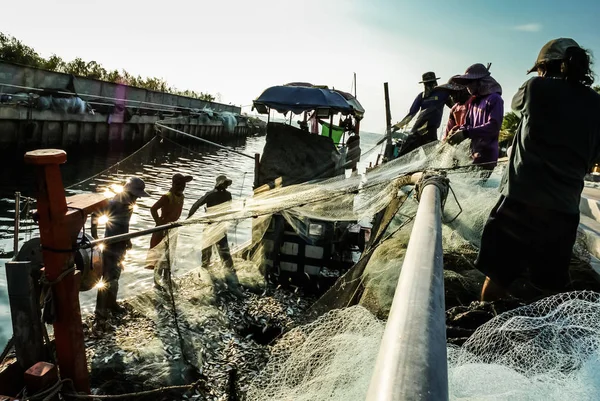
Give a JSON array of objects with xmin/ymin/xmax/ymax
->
[
  {"xmin": 366, "ymin": 182, "xmax": 448, "ymax": 401},
  {"xmin": 83, "ymin": 221, "xmax": 184, "ymax": 249},
  {"xmin": 155, "ymin": 122, "xmax": 255, "ymax": 160},
  {"xmin": 13, "ymin": 191, "xmax": 20, "ymax": 258}
]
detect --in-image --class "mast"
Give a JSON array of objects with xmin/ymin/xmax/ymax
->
[{"xmin": 354, "ymin": 72, "xmax": 357, "ymax": 98}]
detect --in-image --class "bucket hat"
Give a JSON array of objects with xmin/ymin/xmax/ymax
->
[
  {"xmin": 215, "ymin": 175, "xmax": 232, "ymax": 188},
  {"xmin": 526, "ymin": 38, "xmax": 581, "ymax": 74},
  {"xmin": 437, "ymin": 75, "xmax": 465, "ymax": 91}
]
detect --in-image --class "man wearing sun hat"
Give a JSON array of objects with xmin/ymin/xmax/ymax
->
[
  {"xmin": 188, "ymin": 174, "xmax": 235, "ymax": 270},
  {"xmin": 393, "ymin": 71, "xmax": 454, "ymax": 156},
  {"xmin": 94, "ymin": 176, "xmax": 150, "ymax": 319}
]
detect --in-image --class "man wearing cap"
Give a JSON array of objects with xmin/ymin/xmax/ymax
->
[
  {"xmin": 446, "ymin": 63, "xmax": 503, "ymax": 177},
  {"xmin": 146, "ymin": 173, "xmax": 193, "ymax": 282},
  {"xmin": 393, "ymin": 71, "xmax": 453, "ymax": 155},
  {"xmin": 476, "ymin": 38, "xmax": 600, "ymax": 301},
  {"xmin": 93, "ymin": 176, "xmax": 149, "ymax": 318},
  {"xmin": 188, "ymin": 175, "xmax": 234, "ymax": 269}
]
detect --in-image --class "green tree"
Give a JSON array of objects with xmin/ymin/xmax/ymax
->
[
  {"xmin": 593, "ymin": 85, "xmax": 600, "ymax": 94},
  {"xmin": 500, "ymin": 111, "xmax": 521, "ymax": 144},
  {"xmin": 0, "ymin": 32, "xmax": 216, "ymax": 101},
  {"xmin": 0, "ymin": 33, "xmax": 43, "ymax": 67}
]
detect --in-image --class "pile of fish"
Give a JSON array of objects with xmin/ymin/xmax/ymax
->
[{"xmin": 82, "ymin": 267, "xmax": 316, "ymax": 400}]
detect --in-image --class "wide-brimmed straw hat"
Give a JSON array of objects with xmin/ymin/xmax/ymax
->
[
  {"xmin": 418, "ymin": 71, "xmax": 440, "ymax": 83},
  {"xmin": 526, "ymin": 38, "xmax": 581, "ymax": 74},
  {"xmin": 452, "ymin": 64, "xmax": 491, "ymax": 83},
  {"xmin": 215, "ymin": 175, "xmax": 232, "ymax": 188},
  {"xmin": 436, "ymin": 75, "xmax": 465, "ymax": 91},
  {"xmin": 124, "ymin": 176, "xmax": 150, "ymax": 197}
]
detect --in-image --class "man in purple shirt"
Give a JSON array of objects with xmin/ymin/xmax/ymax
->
[{"xmin": 446, "ymin": 64, "xmax": 504, "ymax": 176}]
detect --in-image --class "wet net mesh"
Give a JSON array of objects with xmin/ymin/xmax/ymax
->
[{"xmin": 29, "ymin": 133, "xmax": 600, "ymax": 399}]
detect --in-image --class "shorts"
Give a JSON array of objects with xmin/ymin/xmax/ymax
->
[{"xmin": 475, "ymin": 196, "xmax": 579, "ymax": 291}]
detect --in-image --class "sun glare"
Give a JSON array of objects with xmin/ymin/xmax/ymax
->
[
  {"xmin": 110, "ymin": 184, "xmax": 124, "ymax": 194},
  {"xmin": 98, "ymin": 214, "xmax": 109, "ymax": 225},
  {"xmin": 95, "ymin": 279, "xmax": 106, "ymax": 290}
]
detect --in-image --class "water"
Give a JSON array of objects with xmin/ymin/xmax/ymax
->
[{"xmin": 0, "ymin": 131, "xmax": 384, "ymax": 352}]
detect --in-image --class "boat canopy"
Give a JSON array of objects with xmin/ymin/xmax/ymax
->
[{"xmin": 253, "ymin": 83, "xmax": 364, "ymax": 119}]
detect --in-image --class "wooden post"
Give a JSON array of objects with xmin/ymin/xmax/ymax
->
[
  {"xmin": 24, "ymin": 149, "xmax": 98, "ymax": 394},
  {"xmin": 13, "ymin": 192, "xmax": 20, "ymax": 257},
  {"xmin": 383, "ymin": 83, "xmax": 393, "ymax": 160},
  {"xmin": 6, "ymin": 260, "xmax": 45, "ymax": 371}
]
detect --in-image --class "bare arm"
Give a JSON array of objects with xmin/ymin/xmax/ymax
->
[{"xmin": 150, "ymin": 195, "xmax": 168, "ymax": 225}]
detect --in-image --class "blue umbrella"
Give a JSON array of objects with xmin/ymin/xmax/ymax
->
[{"xmin": 253, "ymin": 84, "xmax": 359, "ymax": 115}]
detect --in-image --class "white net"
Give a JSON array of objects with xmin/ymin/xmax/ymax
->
[
  {"xmin": 448, "ymin": 291, "xmax": 600, "ymax": 400},
  {"xmin": 29, "ymin": 131, "xmax": 599, "ymax": 400},
  {"xmin": 246, "ymin": 305, "xmax": 384, "ymax": 401}
]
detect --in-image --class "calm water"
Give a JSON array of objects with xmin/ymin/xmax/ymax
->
[{"xmin": 0, "ymin": 131, "xmax": 383, "ymax": 350}]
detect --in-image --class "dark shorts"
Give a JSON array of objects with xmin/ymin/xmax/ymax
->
[{"xmin": 475, "ymin": 196, "xmax": 579, "ymax": 291}]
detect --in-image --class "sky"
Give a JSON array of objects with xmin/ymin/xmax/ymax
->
[{"xmin": 2, "ymin": 0, "xmax": 600, "ymax": 133}]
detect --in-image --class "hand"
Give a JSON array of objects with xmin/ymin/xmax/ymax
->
[{"xmin": 447, "ymin": 130, "xmax": 466, "ymax": 145}]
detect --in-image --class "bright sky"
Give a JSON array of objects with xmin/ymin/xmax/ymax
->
[{"xmin": 3, "ymin": 0, "xmax": 600, "ymax": 133}]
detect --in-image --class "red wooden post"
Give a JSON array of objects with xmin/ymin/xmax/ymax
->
[{"xmin": 24, "ymin": 149, "xmax": 90, "ymax": 393}]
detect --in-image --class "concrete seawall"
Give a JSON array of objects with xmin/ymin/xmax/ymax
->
[{"xmin": 0, "ymin": 61, "xmax": 263, "ymax": 150}]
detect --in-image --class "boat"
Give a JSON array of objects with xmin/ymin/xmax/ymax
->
[{"xmin": 249, "ymin": 82, "xmax": 369, "ymax": 290}]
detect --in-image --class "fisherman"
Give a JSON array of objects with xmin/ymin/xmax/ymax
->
[
  {"xmin": 146, "ymin": 173, "xmax": 193, "ymax": 284},
  {"xmin": 188, "ymin": 175, "xmax": 234, "ymax": 269},
  {"xmin": 445, "ymin": 64, "xmax": 503, "ymax": 179},
  {"xmin": 476, "ymin": 38, "xmax": 600, "ymax": 301},
  {"xmin": 436, "ymin": 76, "xmax": 471, "ymax": 141},
  {"xmin": 346, "ymin": 134, "xmax": 361, "ymax": 172},
  {"xmin": 392, "ymin": 71, "xmax": 453, "ymax": 155},
  {"xmin": 92, "ymin": 177, "xmax": 149, "ymax": 318}
]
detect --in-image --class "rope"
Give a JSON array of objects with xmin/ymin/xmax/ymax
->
[
  {"xmin": 41, "ymin": 266, "xmax": 76, "ymax": 286},
  {"xmin": 155, "ymin": 123, "xmax": 255, "ymax": 160},
  {"xmin": 162, "ymin": 232, "xmax": 206, "ymax": 384},
  {"xmin": 65, "ymin": 136, "xmax": 159, "ymax": 189},
  {"xmin": 0, "ymin": 82, "xmax": 236, "ymax": 115}
]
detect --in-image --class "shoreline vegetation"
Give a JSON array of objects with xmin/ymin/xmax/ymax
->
[{"xmin": 0, "ymin": 32, "xmax": 215, "ymax": 102}]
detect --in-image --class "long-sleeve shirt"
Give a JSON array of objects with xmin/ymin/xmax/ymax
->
[
  {"xmin": 460, "ymin": 93, "xmax": 504, "ymax": 166},
  {"xmin": 500, "ymin": 76, "xmax": 600, "ymax": 214},
  {"xmin": 443, "ymin": 101, "xmax": 470, "ymax": 140},
  {"xmin": 188, "ymin": 189, "xmax": 232, "ymax": 218},
  {"xmin": 408, "ymin": 89, "xmax": 452, "ymax": 133}
]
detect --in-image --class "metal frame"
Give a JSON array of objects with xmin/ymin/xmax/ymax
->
[{"xmin": 366, "ymin": 180, "xmax": 448, "ymax": 401}]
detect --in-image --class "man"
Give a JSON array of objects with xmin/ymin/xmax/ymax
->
[
  {"xmin": 475, "ymin": 38, "xmax": 600, "ymax": 301},
  {"xmin": 446, "ymin": 63, "xmax": 503, "ymax": 179},
  {"xmin": 393, "ymin": 71, "xmax": 453, "ymax": 155},
  {"xmin": 93, "ymin": 176, "xmax": 149, "ymax": 318},
  {"xmin": 147, "ymin": 173, "xmax": 193, "ymax": 285},
  {"xmin": 346, "ymin": 134, "xmax": 361, "ymax": 173},
  {"xmin": 188, "ymin": 175, "xmax": 234, "ymax": 269}
]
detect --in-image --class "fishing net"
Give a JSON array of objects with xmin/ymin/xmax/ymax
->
[
  {"xmin": 448, "ymin": 291, "xmax": 600, "ymax": 400},
  {"xmin": 246, "ymin": 305, "xmax": 384, "ymax": 401},
  {"xmin": 15, "ymin": 127, "xmax": 600, "ymax": 400}
]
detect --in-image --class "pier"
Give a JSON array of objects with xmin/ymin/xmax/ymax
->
[{"xmin": 0, "ymin": 61, "xmax": 265, "ymax": 150}]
